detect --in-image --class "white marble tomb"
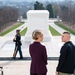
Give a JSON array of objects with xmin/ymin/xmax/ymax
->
[{"xmin": 24, "ymin": 10, "xmax": 52, "ymax": 41}]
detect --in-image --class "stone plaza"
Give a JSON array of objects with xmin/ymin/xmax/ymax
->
[{"xmin": 0, "ymin": 10, "xmax": 75, "ymax": 75}]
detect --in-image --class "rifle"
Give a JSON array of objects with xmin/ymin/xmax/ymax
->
[{"xmin": 13, "ymin": 46, "xmax": 18, "ymax": 58}]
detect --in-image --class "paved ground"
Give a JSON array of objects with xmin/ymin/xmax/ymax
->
[
  {"xmin": 49, "ymin": 22, "xmax": 74, "ymax": 36},
  {"xmin": 0, "ymin": 61, "xmax": 58, "ymax": 75},
  {"xmin": 0, "ymin": 19, "xmax": 75, "ymax": 75},
  {"xmin": 0, "ymin": 36, "xmax": 75, "ymax": 75}
]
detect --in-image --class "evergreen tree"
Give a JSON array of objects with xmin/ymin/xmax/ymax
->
[
  {"xmin": 46, "ymin": 4, "xmax": 54, "ymax": 18},
  {"xmin": 34, "ymin": 1, "xmax": 45, "ymax": 10}
]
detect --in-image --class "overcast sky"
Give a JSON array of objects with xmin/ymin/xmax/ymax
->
[
  {"xmin": 0, "ymin": 0, "xmax": 65, "ymax": 2},
  {"xmin": 22, "ymin": 0, "xmax": 64, "ymax": 2}
]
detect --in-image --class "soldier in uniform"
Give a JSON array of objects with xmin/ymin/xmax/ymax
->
[{"xmin": 13, "ymin": 30, "xmax": 23, "ymax": 59}]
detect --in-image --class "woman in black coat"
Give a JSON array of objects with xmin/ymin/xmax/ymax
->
[{"xmin": 29, "ymin": 30, "xmax": 48, "ymax": 75}]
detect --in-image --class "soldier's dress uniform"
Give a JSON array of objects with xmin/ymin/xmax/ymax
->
[{"xmin": 13, "ymin": 33, "xmax": 23, "ymax": 59}]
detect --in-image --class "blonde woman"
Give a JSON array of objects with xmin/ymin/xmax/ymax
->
[{"xmin": 29, "ymin": 30, "xmax": 48, "ymax": 75}]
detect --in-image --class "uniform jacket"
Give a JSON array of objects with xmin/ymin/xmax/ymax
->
[{"xmin": 13, "ymin": 33, "xmax": 22, "ymax": 46}]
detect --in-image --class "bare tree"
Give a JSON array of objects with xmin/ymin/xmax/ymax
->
[
  {"xmin": 0, "ymin": 6, "xmax": 20, "ymax": 33},
  {"xmin": 53, "ymin": 0, "xmax": 75, "ymax": 28}
]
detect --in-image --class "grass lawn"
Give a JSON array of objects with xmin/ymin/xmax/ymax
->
[
  {"xmin": 0, "ymin": 22, "xmax": 24, "ymax": 36},
  {"xmin": 49, "ymin": 25, "xmax": 61, "ymax": 36},
  {"xmin": 20, "ymin": 27, "xmax": 27, "ymax": 36},
  {"xmin": 55, "ymin": 22, "xmax": 75, "ymax": 35},
  {"xmin": 20, "ymin": 26, "xmax": 61, "ymax": 36}
]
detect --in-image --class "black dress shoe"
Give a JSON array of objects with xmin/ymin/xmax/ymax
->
[
  {"xmin": 19, "ymin": 57, "xmax": 23, "ymax": 60},
  {"xmin": 13, "ymin": 57, "xmax": 16, "ymax": 59}
]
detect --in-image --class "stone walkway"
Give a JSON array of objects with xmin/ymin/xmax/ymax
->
[
  {"xmin": 49, "ymin": 22, "xmax": 74, "ymax": 36},
  {"xmin": 0, "ymin": 61, "xmax": 58, "ymax": 75},
  {"xmin": 0, "ymin": 36, "xmax": 75, "ymax": 75},
  {"xmin": 0, "ymin": 19, "xmax": 75, "ymax": 75}
]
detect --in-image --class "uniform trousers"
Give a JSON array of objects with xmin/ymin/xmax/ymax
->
[{"xmin": 59, "ymin": 72, "xmax": 74, "ymax": 75}]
